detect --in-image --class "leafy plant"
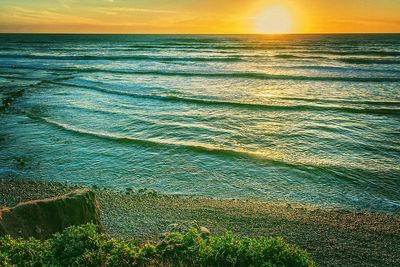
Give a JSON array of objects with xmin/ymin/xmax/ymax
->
[
  {"xmin": 0, "ymin": 235, "xmax": 51, "ymax": 267},
  {"xmin": 0, "ymin": 224, "xmax": 315, "ymax": 267}
]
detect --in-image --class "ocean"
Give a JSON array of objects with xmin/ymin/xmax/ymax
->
[{"xmin": 0, "ymin": 34, "xmax": 399, "ymax": 212}]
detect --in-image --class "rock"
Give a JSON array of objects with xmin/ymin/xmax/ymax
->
[
  {"xmin": 0, "ymin": 189, "xmax": 101, "ymax": 240},
  {"xmin": 200, "ymin": 226, "xmax": 211, "ymax": 236}
]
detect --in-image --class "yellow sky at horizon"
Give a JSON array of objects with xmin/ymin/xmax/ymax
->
[{"xmin": 0, "ymin": 0, "xmax": 399, "ymax": 33}]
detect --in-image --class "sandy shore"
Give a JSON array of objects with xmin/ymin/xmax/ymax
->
[{"xmin": 1, "ymin": 178, "xmax": 399, "ymax": 267}]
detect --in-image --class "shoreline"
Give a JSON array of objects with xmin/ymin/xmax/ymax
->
[{"xmin": 1, "ymin": 178, "xmax": 400, "ymax": 266}]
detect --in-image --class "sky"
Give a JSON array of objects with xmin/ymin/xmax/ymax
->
[{"xmin": 0, "ymin": 0, "xmax": 399, "ymax": 33}]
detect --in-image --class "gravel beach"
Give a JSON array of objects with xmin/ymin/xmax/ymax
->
[{"xmin": 1, "ymin": 178, "xmax": 399, "ymax": 267}]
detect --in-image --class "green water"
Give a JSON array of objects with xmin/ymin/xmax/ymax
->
[{"xmin": 0, "ymin": 34, "xmax": 399, "ymax": 211}]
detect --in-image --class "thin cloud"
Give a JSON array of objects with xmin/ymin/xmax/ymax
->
[
  {"xmin": 97, "ymin": 7, "xmax": 180, "ymax": 15},
  {"xmin": 58, "ymin": 0, "xmax": 70, "ymax": 9},
  {"xmin": 5, "ymin": 6, "xmax": 99, "ymax": 25}
]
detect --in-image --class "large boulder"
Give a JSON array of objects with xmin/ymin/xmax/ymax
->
[{"xmin": 0, "ymin": 189, "xmax": 101, "ymax": 240}]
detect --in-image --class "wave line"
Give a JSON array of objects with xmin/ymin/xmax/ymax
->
[{"xmin": 47, "ymin": 81, "xmax": 400, "ymax": 116}]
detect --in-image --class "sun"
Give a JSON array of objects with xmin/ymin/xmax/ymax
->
[{"xmin": 254, "ymin": 5, "xmax": 293, "ymax": 34}]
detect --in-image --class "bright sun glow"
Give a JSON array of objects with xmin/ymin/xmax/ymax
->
[{"xmin": 255, "ymin": 5, "xmax": 293, "ymax": 34}]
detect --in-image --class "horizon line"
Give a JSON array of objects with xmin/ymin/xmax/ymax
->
[{"xmin": 1, "ymin": 32, "xmax": 400, "ymax": 35}]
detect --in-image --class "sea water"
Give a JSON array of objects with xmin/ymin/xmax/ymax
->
[{"xmin": 0, "ymin": 34, "xmax": 399, "ymax": 211}]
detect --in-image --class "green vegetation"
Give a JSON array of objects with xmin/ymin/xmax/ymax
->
[{"xmin": 0, "ymin": 223, "xmax": 315, "ymax": 267}]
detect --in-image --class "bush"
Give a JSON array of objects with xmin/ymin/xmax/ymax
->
[
  {"xmin": 0, "ymin": 251, "xmax": 11, "ymax": 267},
  {"xmin": 0, "ymin": 224, "xmax": 315, "ymax": 267},
  {"xmin": 51, "ymin": 224, "xmax": 106, "ymax": 266},
  {"xmin": 0, "ymin": 235, "xmax": 51, "ymax": 266}
]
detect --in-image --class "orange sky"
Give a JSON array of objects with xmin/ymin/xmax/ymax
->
[{"xmin": 0, "ymin": 0, "xmax": 399, "ymax": 33}]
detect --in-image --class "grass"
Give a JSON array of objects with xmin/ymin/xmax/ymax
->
[{"xmin": 0, "ymin": 223, "xmax": 315, "ymax": 267}]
